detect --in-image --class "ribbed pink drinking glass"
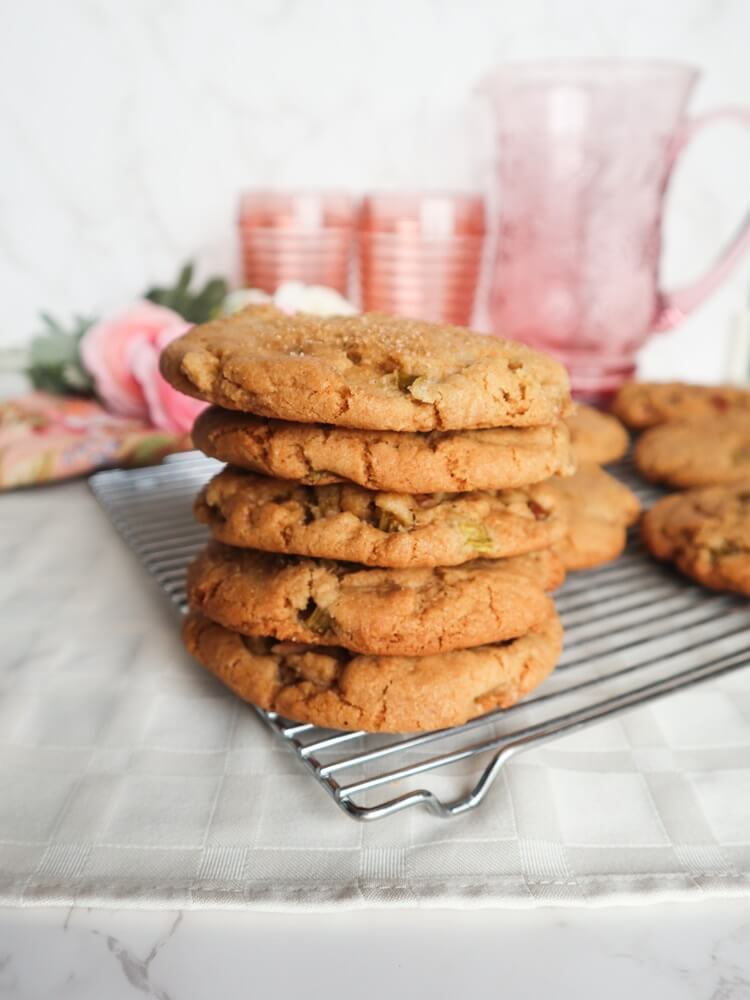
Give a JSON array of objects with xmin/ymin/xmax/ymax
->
[
  {"xmin": 481, "ymin": 61, "xmax": 750, "ymax": 399},
  {"xmin": 238, "ymin": 191, "xmax": 357, "ymax": 295},
  {"xmin": 358, "ymin": 193, "xmax": 486, "ymax": 325}
]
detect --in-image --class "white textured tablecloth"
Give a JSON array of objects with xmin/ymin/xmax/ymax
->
[{"xmin": 1, "ymin": 480, "xmax": 750, "ymax": 910}]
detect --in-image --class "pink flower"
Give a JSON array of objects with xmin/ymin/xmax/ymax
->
[
  {"xmin": 80, "ymin": 301, "xmax": 205, "ymax": 433},
  {"xmin": 131, "ymin": 328, "xmax": 206, "ymax": 434}
]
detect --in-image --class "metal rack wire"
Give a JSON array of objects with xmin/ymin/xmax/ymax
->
[{"xmin": 90, "ymin": 452, "xmax": 750, "ymax": 822}]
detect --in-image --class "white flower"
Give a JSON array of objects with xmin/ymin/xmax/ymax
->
[
  {"xmin": 222, "ymin": 288, "xmax": 274, "ymax": 315},
  {"xmin": 223, "ymin": 281, "xmax": 357, "ymax": 318},
  {"xmin": 273, "ymin": 281, "xmax": 357, "ymax": 317}
]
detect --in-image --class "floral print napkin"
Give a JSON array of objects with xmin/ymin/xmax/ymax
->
[{"xmin": 0, "ymin": 392, "xmax": 188, "ymax": 489}]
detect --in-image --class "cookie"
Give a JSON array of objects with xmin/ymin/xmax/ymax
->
[
  {"xmin": 160, "ymin": 305, "xmax": 571, "ymax": 431},
  {"xmin": 186, "ymin": 542, "xmax": 564, "ymax": 656},
  {"xmin": 195, "ymin": 468, "xmax": 567, "ymax": 568},
  {"xmin": 611, "ymin": 381, "xmax": 750, "ymax": 430},
  {"xmin": 546, "ymin": 463, "xmax": 641, "ymax": 570},
  {"xmin": 641, "ymin": 483, "xmax": 750, "ymax": 595},
  {"xmin": 634, "ymin": 416, "xmax": 750, "ymax": 489},
  {"xmin": 192, "ymin": 407, "xmax": 575, "ymax": 494},
  {"xmin": 566, "ymin": 403, "xmax": 629, "ymax": 465},
  {"xmin": 182, "ymin": 609, "xmax": 563, "ymax": 733}
]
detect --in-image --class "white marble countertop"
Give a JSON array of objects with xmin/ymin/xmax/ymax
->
[{"xmin": 2, "ymin": 899, "xmax": 750, "ymax": 998}]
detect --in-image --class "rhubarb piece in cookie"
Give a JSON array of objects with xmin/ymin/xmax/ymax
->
[
  {"xmin": 182, "ymin": 609, "xmax": 563, "ymax": 733},
  {"xmin": 641, "ymin": 483, "xmax": 750, "ymax": 595},
  {"xmin": 160, "ymin": 305, "xmax": 571, "ymax": 431},
  {"xmin": 186, "ymin": 542, "xmax": 563, "ymax": 656},
  {"xmin": 192, "ymin": 407, "xmax": 575, "ymax": 494}
]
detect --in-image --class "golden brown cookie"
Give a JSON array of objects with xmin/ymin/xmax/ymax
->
[
  {"xmin": 546, "ymin": 463, "xmax": 641, "ymax": 570},
  {"xmin": 641, "ymin": 483, "xmax": 750, "ymax": 595},
  {"xmin": 611, "ymin": 381, "xmax": 750, "ymax": 430},
  {"xmin": 182, "ymin": 609, "xmax": 563, "ymax": 733},
  {"xmin": 566, "ymin": 404, "xmax": 629, "ymax": 464},
  {"xmin": 194, "ymin": 468, "xmax": 567, "ymax": 568},
  {"xmin": 160, "ymin": 305, "xmax": 571, "ymax": 431},
  {"xmin": 634, "ymin": 416, "xmax": 750, "ymax": 489},
  {"xmin": 192, "ymin": 407, "xmax": 575, "ymax": 494},
  {"xmin": 186, "ymin": 542, "xmax": 564, "ymax": 656}
]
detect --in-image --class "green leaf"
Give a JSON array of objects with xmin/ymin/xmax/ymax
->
[
  {"xmin": 26, "ymin": 313, "xmax": 95, "ymax": 396},
  {"xmin": 177, "ymin": 262, "xmax": 193, "ymax": 293},
  {"xmin": 145, "ymin": 261, "xmax": 228, "ymax": 323},
  {"xmin": 190, "ymin": 277, "xmax": 229, "ymax": 321}
]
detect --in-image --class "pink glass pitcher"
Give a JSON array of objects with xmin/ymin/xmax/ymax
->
[{"xmin": 481, "ymin": 62, "xmax": 750, "ymax": 398}]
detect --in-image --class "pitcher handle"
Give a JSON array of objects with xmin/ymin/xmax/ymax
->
[{"xmin": 655, "ymin": 108, "xmax": 750, "ymax": 332}]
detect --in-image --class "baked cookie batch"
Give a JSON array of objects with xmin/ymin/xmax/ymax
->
[
  {"xmin": 615, "ymin": 380, "xmax": 750, "ymax": 596},
  {"xmin": 160, "ymin": 307, "xmax": 661, "ymax": 733}
]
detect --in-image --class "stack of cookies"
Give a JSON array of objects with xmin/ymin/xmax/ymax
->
[
  {"xmin": 546, "ymin": 462, "xmax": 641, "ymax": 571},
  {"xmin": 566, "ymin": 403, "xmax": 629, "ymax": 466},
  {"xmin": 160, "ymin": 306, "xmax": 577, "ymax": 733},
  {"xmin": 612, "ymin": 381, "xmax": 750, "ymax": 596},
  {"xmin": 547, "ymin": 403, "xmax": 639, "ymax": 571}
]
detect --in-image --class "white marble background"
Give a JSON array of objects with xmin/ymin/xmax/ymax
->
[
  {"xmin": 2, "ymin": 901, "xmax": 750, "ymax": 999},
  {"xmin": 2, "ymin": 0, "xmax": 750, "ymax": 381}
]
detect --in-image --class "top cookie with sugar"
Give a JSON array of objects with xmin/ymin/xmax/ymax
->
[{"xmin": 160, "ymin": 305, "xmax": 571, "ymax": 432}]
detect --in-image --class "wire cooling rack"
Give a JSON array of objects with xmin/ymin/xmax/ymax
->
[{"xmin": 90, "ymin": 452, "xmax": 750, "ymax": 822}]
